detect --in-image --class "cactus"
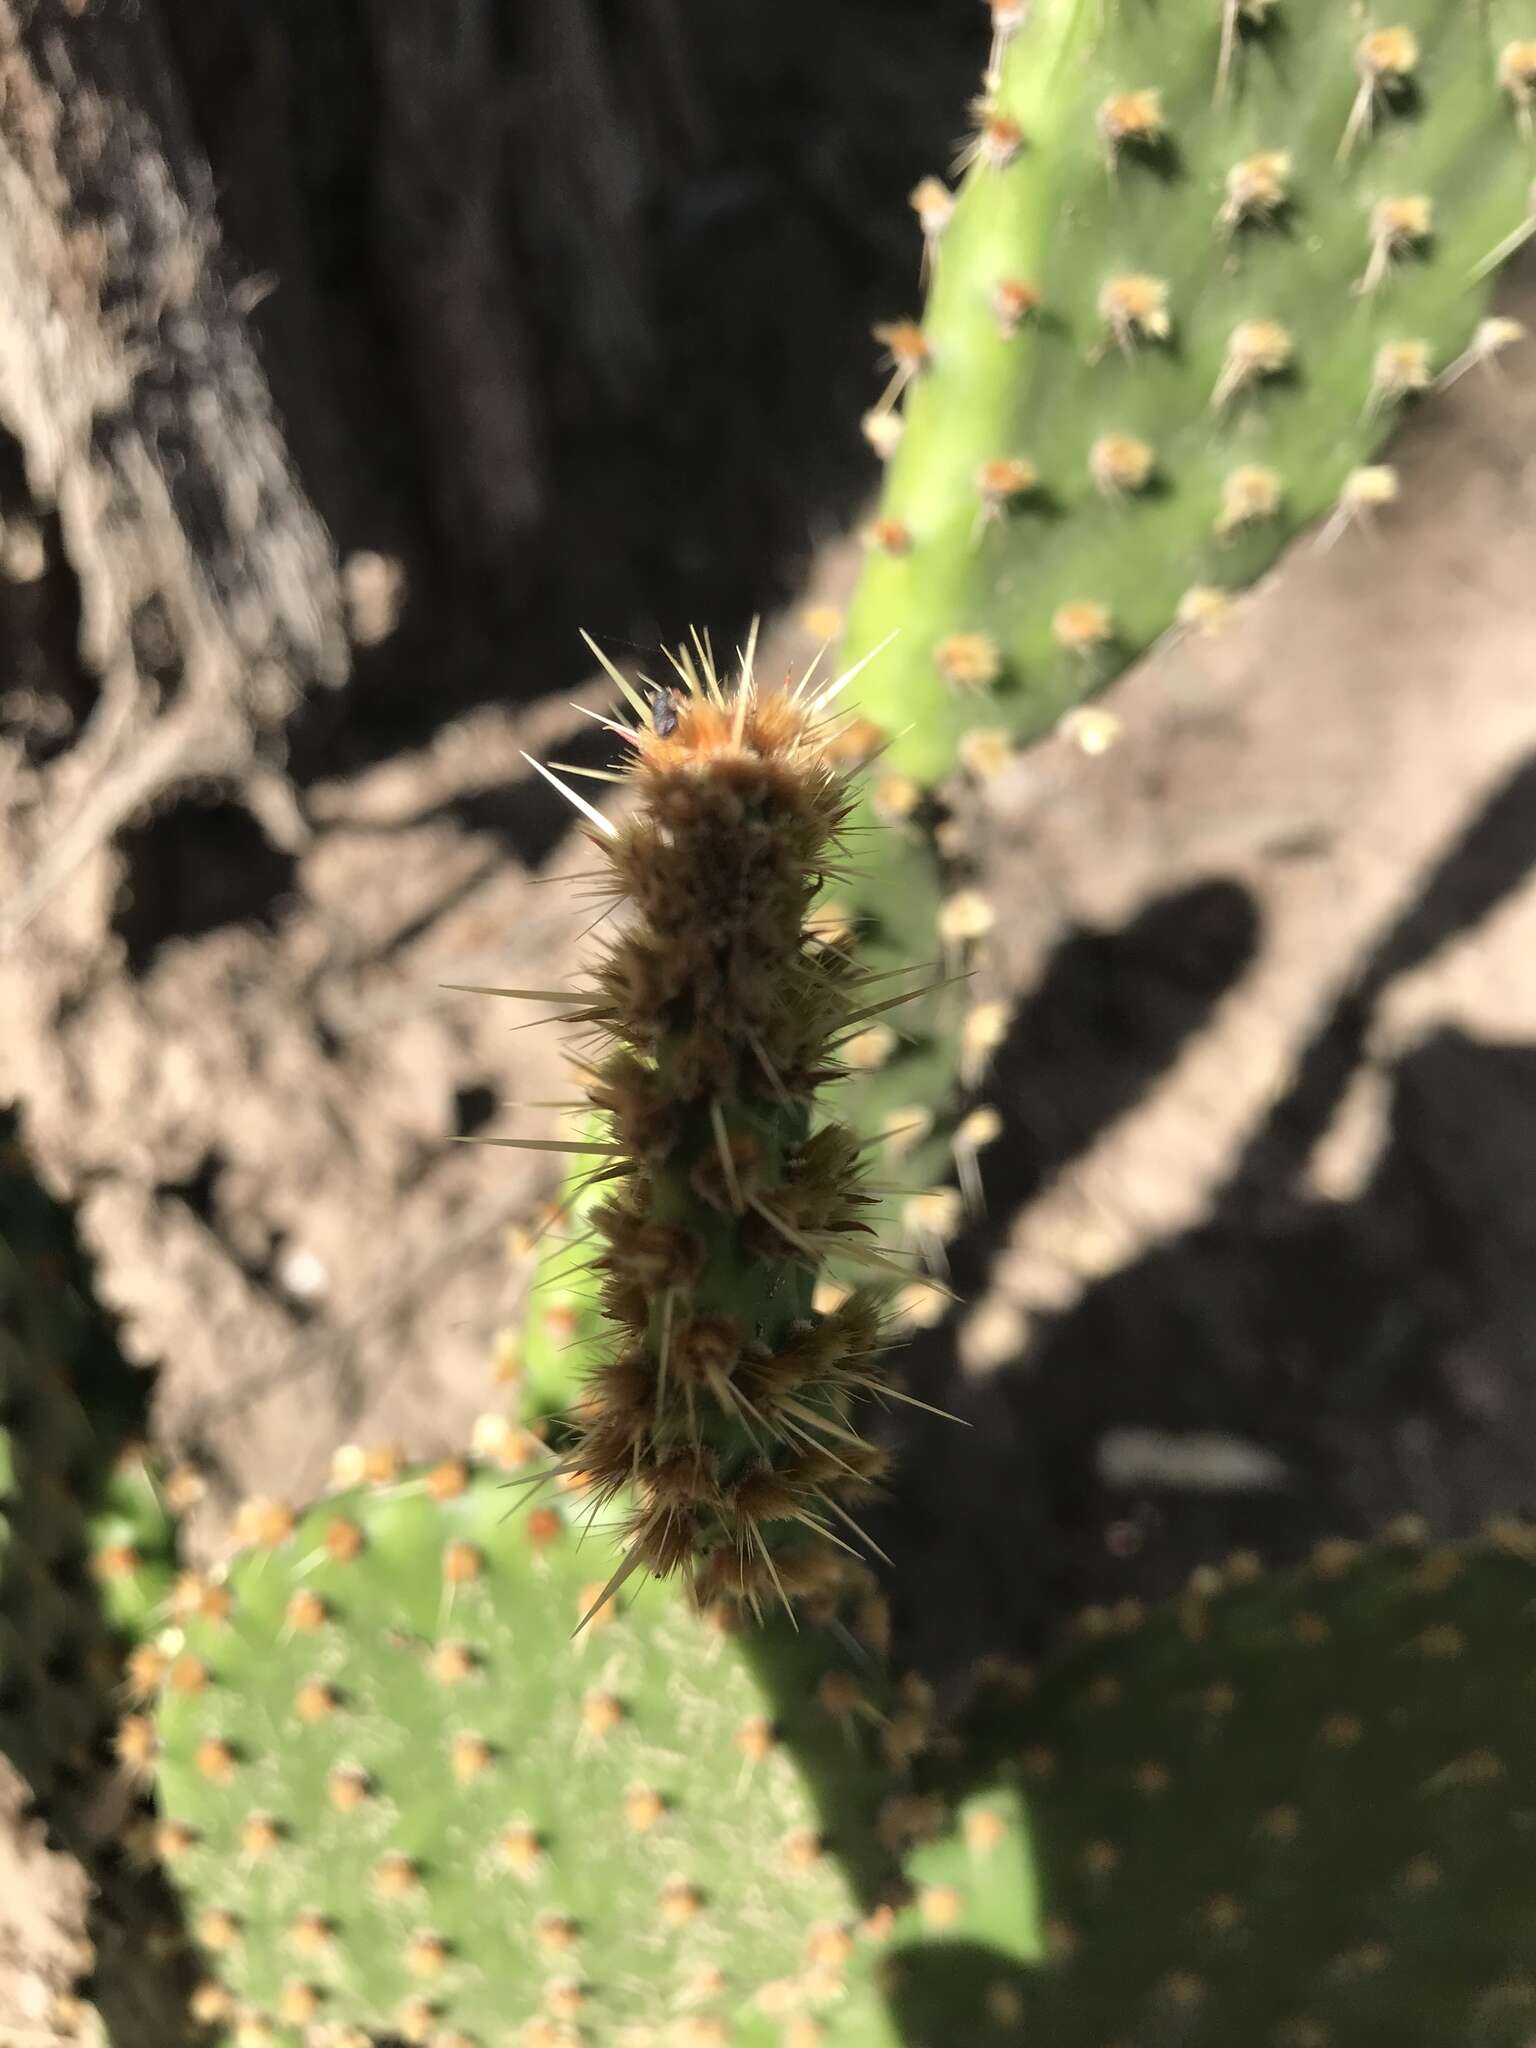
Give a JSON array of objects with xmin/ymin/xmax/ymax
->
[
  {"xmin": 0, "ymin": 1112, "xmax": 177, "ymax": 1829},
  {"xmin": 829, "ymin": 0, "xmax": 1536, "ymax": 1243},
  {"xmin": 152, "ymin": 1454, "xmax": 916, "ymax": 2046},
  {"xmin": 488, "ymin": 634, "xmax": 937, "ymax": 1611},
  {"xmin": 516, "ymin": 1127, "xmax": 620, "ymax": 1426},
  {"xmin": 882, "ymin": 1523, "xmax": 1536, "ymax": 2045},
  {"xmin": 153, "ymin": 1489, "xmax": 1536, "ymax": 2045},
  {"xmin": 842, "ymin": 0, "xmax": 1533, "ymax": 781}
]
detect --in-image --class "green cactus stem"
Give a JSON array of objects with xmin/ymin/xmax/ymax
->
[{"xmin": 488, "ymin": 634, "xmax": 939, "ymax": 1613}]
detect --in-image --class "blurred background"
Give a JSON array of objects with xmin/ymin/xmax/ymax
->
[{"xmin": 2, "ymin": 0, "xmax": 1536, "ymax": 1764}]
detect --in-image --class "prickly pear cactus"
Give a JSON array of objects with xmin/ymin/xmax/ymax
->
[
  {"xmin": 524, "ymin": 9, "xmax": 1536, "ymax": 1381},
  {"xmin": 516, "ymin": 1128, "xmax": 620, "ymax": 1425},
  {"xmin": 843, "ymin": 0, "xmax": 1534, "ymax": 780},
  {"xmin": 884, "ymin": 1524, "xmax": 1536, "ymax": 2046},
  {"xmin": 488, "ymin": 635, "xmax": 931, "ymax": 1609},
  {"xmin": 152, "ymin": 1483, "xmax": 1536, "ymax": 2044},
  {"xmin": 0, "ymin": 1112, "xmax": 177, "ymax": 1828},
  {"xmin": 818, "ymin": 0, "xmax": 1536, "ymax": 1261},
  {"xmin": 152, "ymin": 1456, "xmax": 915, "ymax": 2045}
]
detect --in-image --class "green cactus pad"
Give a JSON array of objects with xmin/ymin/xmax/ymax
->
[
  {"xmin": 841, "ymin": 0, "xmax": 1535, "ymax": 782},
  {"xmin": 517, "ymin": 1151, "xmax": 610, "ymax": 1425},
  {"xmin": 0, "ymin": 1114, "xmax": 177, "ymax": 1826},
  {"xmin": 154, "ymin": 1500, "xmax": 1536, "ymax": 2045},
  {"xmin": 883, "ymin": 1526, "xmax": 1536, "ymax": 2046},
  {"xmin": 806, "ymin": 0, "xmax": 1536, "ymax": 1258},
  {"xmin": 153, "ymin": 1461, "xmax": 913, "ymax": 2044}
]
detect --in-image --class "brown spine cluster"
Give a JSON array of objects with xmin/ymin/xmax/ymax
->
[{"xmin": 541, "ymin": 638, "xmax": 914, "ymax": 1615}]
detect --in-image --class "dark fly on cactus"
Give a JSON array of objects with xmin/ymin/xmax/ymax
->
[{"xmin": 647, "ymin": 682, "xmax": 680, "ymax": 737}]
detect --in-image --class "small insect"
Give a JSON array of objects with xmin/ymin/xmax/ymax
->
[{"xmin": 648, "ymin": 684, "xmax": 680, "ymax": 737}]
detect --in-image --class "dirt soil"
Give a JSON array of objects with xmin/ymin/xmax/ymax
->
[{"xmin": 0, "ymin": 1757, "xmax": 92, "ymax": 2046}]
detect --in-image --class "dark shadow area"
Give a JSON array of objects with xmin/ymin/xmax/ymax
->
[
  {"xmin": 452, "ymin": 1083, "xmax": 500, "ymax": 1141},
  {"xmin": 0, "ymin": 426, "xmax": 91, "ymax": 767},
  {"xmin": 945, "ymin": 877, "xmax": 1261, "ymax": 1298},
  {"xmin": 871, "ymin": 878, "xmax": 1264, "ymax": 1669},
  {"xmin": 0, "ymin": 1111, "xmax": 197, "ymax": 2046},
  {"xmin": 112, "ymin": 796, "xmax": 299, "ymax": 973},
  {"xmin": 155, "ymin": 0, "xmax": 980, "ymax": 772},
  {"xmin": 883, "ymin": 1940, "xmax": 1031, "ymax": 2047},
  {"xmin": 879, "ymin": 750, "xmax": 1536, "ymax": 1686},
  {"xmin": 743, "ymin": 1619, "xmax": 909, "ymax": 1919},
  {"xmin": 875, "ymin": 1526, "xmax": 1536, "ymax": 2044}
]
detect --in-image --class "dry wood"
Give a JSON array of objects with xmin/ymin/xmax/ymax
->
[{"xmin": 0, "ymin": 0, "xmax": 347, "ymax": 944}]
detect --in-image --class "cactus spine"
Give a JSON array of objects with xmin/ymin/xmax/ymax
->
[{"xmin": 498, "ymin": 637, "xmax": 927, "ymax": 1611}]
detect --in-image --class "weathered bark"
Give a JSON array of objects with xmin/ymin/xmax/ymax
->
[{"xmin": 0, "ymin": 0, "xmax": 348, "ymax": 943}]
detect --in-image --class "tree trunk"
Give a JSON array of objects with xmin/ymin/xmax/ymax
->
[{"xmin": 0, "ymin": 0, "xmax": 349, "ymax": 942}]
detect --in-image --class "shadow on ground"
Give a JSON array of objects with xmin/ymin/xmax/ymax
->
[
  {"xmin": 842, "ymin": 749, "xmax": 1536, "ymax": 2036},
  {"xmin": 878, "ymin": 749, "xmax": 1536, "ymax": 1678}
]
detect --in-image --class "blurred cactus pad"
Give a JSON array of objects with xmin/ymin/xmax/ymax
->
[
  {"xmin": 0, "ymin": 1111, "xmax": 177, "ymax": 1829},
  {"xmin": 889, "ymin": 1524, "xmax": 1536, "ymax": 2047},
  {"xmin": 840, "ymin": 0, "xmax": 1536, "ymax": 781},
  {"xmin": 150, "ymin": 1470, "xmax": 1536, "ymax": 2045}
]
